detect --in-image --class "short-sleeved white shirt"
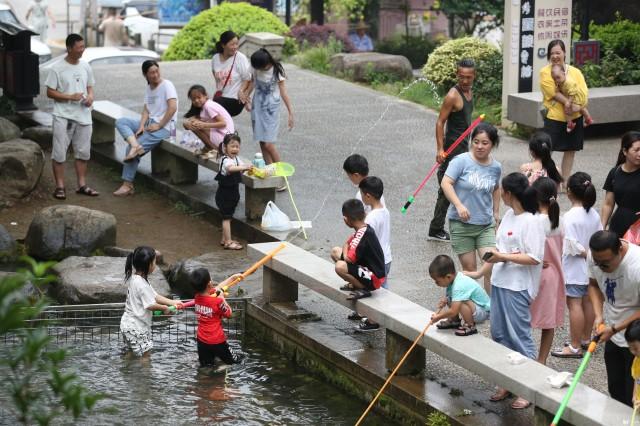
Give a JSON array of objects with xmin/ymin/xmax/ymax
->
[
  {"xmin": 562, "ymin": 206, "xmax": 603, "ymax": 285},
  {"xmin": 121, "ymin": 274, "xmax": 157, "ymax": 332},
  {"xmin": 490, "ymin": 209, "xmax": 546, "ymax": 298},
  {"xmin": 211, "ymin": 52, "xmax": 251, "ymax": 99},
  {"xmin": 589, "ymin": 242, "xmax": 640, "ymax": 347},
  {"xmin": 365, "ymin": 207, "xmax": 392, "ymax": 264},
  {"xmin": 45, "ymin": 58, "xmax": 95, "ymax": 125},
  {"xmin": 355, "ymin": 190, "xmax": 386, "ymax": 214},
  {"xmin": 145, "ymin": 79, "xmax": 178, "ymax": 132}
]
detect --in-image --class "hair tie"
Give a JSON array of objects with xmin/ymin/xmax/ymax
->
[
  {"xmin": 584, "ymin": 180, "xmax": 591, "ymax": 186},
  {"xmin": 549, "ymin": 196, "xmax": 556, "ymax": 202}
]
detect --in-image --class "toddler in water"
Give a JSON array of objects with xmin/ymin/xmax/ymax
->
[
  {"xmin": 215, "ymin": 133, "xmax": 252, "ymax": 250},
  {"xmin": 183, "ymin": 85, "xmax": 234, "ymax": 159},
  {"xmin": 192, "ymin": 268, "xmax": 243, "ymax": 369},
  {"xmin": 550, "ymin": 64, "xmax": 593, "ymax": 132},
  {"xmin": 119, "ymin": 246, "xmax": 181, "ymax": 357}
]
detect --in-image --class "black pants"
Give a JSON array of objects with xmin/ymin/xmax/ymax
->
[
  {"xmin": 197, "ymin": 339, "xmax": 237, "ymax": 367},
  {"xmin": 213, "ymin": 96, "xmax": 244, "ymax": 117},
  {"xmin": 428, "ymin": 164, "xmax": 450, "ymax": 234},
  {"xmin": 604, "ymin": 340, "xmax": 634, "ymax": 407}
]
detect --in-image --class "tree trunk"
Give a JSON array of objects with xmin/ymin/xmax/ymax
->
[{"xmin": 310, "ymin": 0, "xmax": 324, "ymax": 25}]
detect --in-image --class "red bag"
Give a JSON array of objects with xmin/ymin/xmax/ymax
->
[
  {"xmin": 623, "ymin": 217, "xmax": 640, "ymax": 245},
  {"xmin": 214, "ymin": 53, "xmax": 236, "ymax": 99}
]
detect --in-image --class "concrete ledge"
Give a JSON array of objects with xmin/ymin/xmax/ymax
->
[
  {"xmin": 248, "ymin": 241, "xmax": 633, "ymax": 426},
  {"xmin": 507, "ymin": 85, "xmax": 640, "ymax": 128}
]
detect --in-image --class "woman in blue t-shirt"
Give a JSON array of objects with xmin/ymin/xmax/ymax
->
[{"xmin": 441, "ymin": 123, "xmax": 502, "ymax": 293}]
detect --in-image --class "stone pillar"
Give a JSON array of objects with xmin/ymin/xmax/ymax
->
[
  {"xmin": 151, "ymin": 150, "xmax": 198, "ymax": 184},
  {"xmin": 91, "ymin": 120, "xmax": 115, "ymax": 144},
  {"xmin": 533, "ymin": 406, "xmax": 557, "ymax": 425},
  {"xmin": 385, "ymin": 329, "xmax": 425, "ymax": 376},
  {"xmin": 263, "ymin": 266, "xmax": 298, "ymax": 303},
  {"xmin": 245, "ymin": 187, "xmax": 276, "ymax": 220}
]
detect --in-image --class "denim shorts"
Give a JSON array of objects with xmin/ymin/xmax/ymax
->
[
  {"xmin": 565, "ymin": 284, "xmax": 588, "ymax": 298},
  {"xmin": 473, "ymin": 304, "xmax": 490, "ymax": 323},
  {"xmin": 449, "ymin": 220, "xmax": 496, "ymax": 255}
]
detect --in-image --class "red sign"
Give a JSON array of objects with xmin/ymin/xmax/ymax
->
[{"xmin": 573, "ymin": 41, "xmax": 600, "ymax": 66}]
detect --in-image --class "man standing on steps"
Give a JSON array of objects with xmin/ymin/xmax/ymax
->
[{"xmin": 428, "ymin": 59, "xmax": 475, "ymax": 242}]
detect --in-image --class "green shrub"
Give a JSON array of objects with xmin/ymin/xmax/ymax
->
[
  {"xmin": 422, "ymin": 37, "xmax": 502, "ymax": 103},
  {"xmin": 376, "ymin": 34, "xmax": 438, "ymax": 68},
  {"xmin": 163, "ymin": 3, "xmax": 291, "ymax": 61},
  {"xmin": 292, "ymin": 37, "xmax": 344, "ymax": 75},
  {"xmin": 580, "ymin": 51, "xmax": 640, "ymax": 88},
  {"xmin": 589, "ymin": 17, "xmax": 640, "ymax": 62}
]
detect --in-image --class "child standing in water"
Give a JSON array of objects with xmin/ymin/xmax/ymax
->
[
  {"xmin": 183, "ymin": 85, "xmax": 234, "ymax": 159},
  {"xmin": 246, "ymin": 49, "xmax": 294, "ymax": 190},
  {"xmin": 119, "ymin": 246, "xmax": 181, "ymax": 357},
  {"xmin": 216, "ymin": 134, "xmax": 252, "ymax": 250},
  {"xmin": 192, "ymin": 268, "xmax": 244, "ymax": 369}
]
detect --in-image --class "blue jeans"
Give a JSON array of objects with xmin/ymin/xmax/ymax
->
[{"xmin": 116, "ymin": 117, "xmax": 169, "ymax": 182}]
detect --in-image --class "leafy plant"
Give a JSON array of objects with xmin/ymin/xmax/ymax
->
[
  {"xmin": 422, "ymin": 37, "xmax": 502, "ymax": 103},
  {"xmin": 376, "ymin": 34, "xmax": 438, "ymax": 68},
  {"xmin": 163, "ymin": 2, "xmax": 292, "ymax": 61},
  {"xmin": 0, "ymin": 257, "xmax": 102, "ymax": 424},
  {"xmin": 433, "ymin": 0, "xmax": 504, "ymax": 36},
  {"xmin": 289, "ymin": 23, "xmax": 354, "ymax": 53},
  {"xmin": 426, "ymin": 411, "xmax": 451, "ymax": 426},
  {"xmin": 588, "ymin": 16, "xmax": 640, "ymax": 62},
  {"xmin": 580, "ymin": 51, "xmax": 640, "ymax": 88},
  {"xmin": 292, "ymin": 37, "xmax": 344, "ymax": 75}
]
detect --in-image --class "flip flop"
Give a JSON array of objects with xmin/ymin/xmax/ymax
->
[
  {"xmin": 346, "ymin": 289, "xmax": 371, "ymax": 300},
  {"xmin": 550, "ymin": 346, "xmax": 583, "ymax": 359},
  {"xmin": 511, "ymin": 397, "xmax": 531, "ymax": 409},
  {"xmin": 76, "ymin": 185, "xmax": 99, "ymax": 196}
]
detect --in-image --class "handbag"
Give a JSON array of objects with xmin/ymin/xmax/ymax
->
[
  {"xmin": 214, "ymin": 53, "xmax": 236, "ymax": 98},
  {"xmin": 623, "ymin": 217, "xmax": 640, "ymax": 245}
]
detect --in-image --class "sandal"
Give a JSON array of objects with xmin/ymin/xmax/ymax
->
[
  {"xmin": 340, "ymin": 283, "xmax": 356, "ymax": 291},
  {"xmin": 550, "ymin": 345, "xmax": 583, "ymax": 359},
  {"xmin": 490, "ymin": 388, "xmax": 512, "ymax": 402},
  {"xmin": 76, "ymin": 185, "xmax": 99, "ymax": 197},
  {"xmin": 223, "ymin": 241, "xmax": 243, "ymax": 250},
  {"xmin": 511, "ymin": 397, "xmax": 531, "ymax": 409},
  {"xmin": 454, "ymin": 325, "xmax": 478, "ymax": 336},
  {"xmin": 113, "ymin": 184, "xmax": 135, "ymax": 197},
  {"xmin": 124, "ymin": 145, "xmax": 145, "ymax": 162},
  {"xmin": 52, "ymin": 187, "xmax": 66, "ymax": 200},
  {"xmin": 346, "ymin": 289, "xmax": 371, "ymax": 300},
  {"xmin": 436, "ymin": 319, "xmax": 462, "ymax": 330},
  {"xmin": 347, "ymin": 311, "xmax": 363, "ymax": 320}
]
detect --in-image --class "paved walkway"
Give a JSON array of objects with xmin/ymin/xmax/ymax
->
[{"xmin": 36, "ymin": 59, "xmax": 624, "ymax": 412}]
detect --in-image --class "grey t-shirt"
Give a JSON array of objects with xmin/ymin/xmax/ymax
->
[
  {"xmin": 589, "ymin": 242, "xmax": 640, "ymax": 347},
  {"xmin": 445, "ymin": 152, "xmax": 502, "ymax": 225},
  {"xmin": 45, "ymin": 58, "xmax": 95, "ymax": 125}
]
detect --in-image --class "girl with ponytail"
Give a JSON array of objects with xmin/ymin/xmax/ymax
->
[
  {"xmin": 468, "ymin": 172, "xmax": 546, "ymax": 409},
  {"xmin": 551, "ymin": 172, "xmax": 602, "ymax": 359},
  {"xmin": 520, "ymin": 131, "xmax": 563, "ymax": 185},
  {"xmin": 120, "ymin": 246, "xmax": 182, "ymax": 357},
  {"xmin": 530, "ymin": 177, "xmax": 565, "ymax": 365}
]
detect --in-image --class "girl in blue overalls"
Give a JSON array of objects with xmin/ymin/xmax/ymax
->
[
  {"xmin": 248, "ymin": 49, "xmax": 294, "ymax": 170},
  {"xmin": 216, "ymin": 134, "xmax": 252, "ymax": 250}
]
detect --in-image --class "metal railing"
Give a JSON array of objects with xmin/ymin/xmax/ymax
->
[{"xmin": 3, "ymin": 298, "xmax": 248, "ymax": 346}]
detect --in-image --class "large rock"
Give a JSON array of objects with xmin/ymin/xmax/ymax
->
[
  {"xmin": 330, "ymin": 52, "xmax": 413, "ymax": 82},
  {"xmin": 0, "ymin": 139, "xmax": 45, "ymax": 199},
  {"xmin": 51, "ymin": 256, "xmax": 171, "ymax": 304},
  {"xmin": 22, "ymin": 126, "xmax": 53, "ymax": 150},
  {"xmin": 0, "ymin": 116, "xmax": 21, "ymax": 142},
  {"xmin": 0, "ymin": 224, "xmax": 16, "ymax": 259},
  {"xmin": 169, "ymin": 251, "xmax": 261, "ymax": 297},
  {"xmin": 25, "ymin": 205, "xmax": 117, "ymax": 260}
]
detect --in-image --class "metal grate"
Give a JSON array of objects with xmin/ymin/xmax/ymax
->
[{"xmin": 3, "ymin": 298, "xmax": 248, "ymax": 346}]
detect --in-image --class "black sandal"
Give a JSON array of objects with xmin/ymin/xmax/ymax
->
[
  {"xmin": 340, "ymin": 283, "xmax": 355, "ymax": 291},
  {"xmin": 346, "ymin": 289, "xmax": 371, "ymax": 300},
  {"xmin": 53, "ymin": 187, "xmax": 66, "ymax": 200},
  {"xmin": 436, "ymin": 319, "xmax": 462, "ymax": 330},
  {"xmin": 76, "ymin": 185, "xmax": 99, "ymax": 196},
  {"xmin": 454, "ymin": 325, "xmax": 478, "ymax": 336}
]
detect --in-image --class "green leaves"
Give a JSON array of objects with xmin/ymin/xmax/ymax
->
[
  {"xmin": 0, "ymin": 258, "xmax": 102, "ymax": 424},
  {"xmin": 163, "ymin": 3, "xmax": 291, "ymax": 61}
]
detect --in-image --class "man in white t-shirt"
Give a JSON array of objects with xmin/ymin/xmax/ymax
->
[
  {"xmin": 45, "ymin": 33, "xmax": 98, "ymax": 200},
  {"xmin": 588, "ymin": 230, "xmax": 640, "ymax": 407}
]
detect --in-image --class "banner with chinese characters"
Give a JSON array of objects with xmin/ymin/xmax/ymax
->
[{"xmin": 532, "ymin": 0, "xmax": 572, "ymax": 90}]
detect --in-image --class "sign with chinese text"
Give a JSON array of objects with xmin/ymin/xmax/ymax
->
[{"xmin": 573, "ymin": 40, "xmax": 600, "ymax": 66}]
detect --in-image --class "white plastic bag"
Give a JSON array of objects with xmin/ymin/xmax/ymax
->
[
  {"xmin": 179, "ymin": 129, "xmax": 205, "ymax": 152},
  {"xmin": 261, "ymin": 201, "xmax": 291, "ymax": 232}
]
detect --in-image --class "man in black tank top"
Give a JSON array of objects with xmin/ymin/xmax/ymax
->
[{"xmin": 428, "ymin": 59, "xmax": 475, "ymax": 242}]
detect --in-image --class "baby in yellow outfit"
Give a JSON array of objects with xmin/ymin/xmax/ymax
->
[{"xmin": 551, "ymin": 64, "xmax": 593, "ymax": 132}]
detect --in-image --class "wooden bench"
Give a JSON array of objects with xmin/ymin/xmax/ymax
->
[
  {"xmin": 507, "ymin": 85, "xmax": 640, "ymax": 128},
  {"xmin": 91, "ymin": 100, "xmax": 284, "ymax": 219},
  {"xmin": 248, "ymin": 241, "xmax": 632, "ymax": 426}
]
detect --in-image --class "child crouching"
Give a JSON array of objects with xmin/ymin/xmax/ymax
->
[
  {"xmin": 192, "ymin": 268, "xmax": 244, "ymax": 368},
  {"xmin": 429, "ymin": 254, "xmax": 490, "ymax": 336}
]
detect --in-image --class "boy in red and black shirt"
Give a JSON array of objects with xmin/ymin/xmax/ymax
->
[
  {"xmin": 191, "ymin": 268, "xmax": 243, "ymax": 367},
  {"xmin": 331, "ymin": 199, "xmax": 386, "ymax": 301}
]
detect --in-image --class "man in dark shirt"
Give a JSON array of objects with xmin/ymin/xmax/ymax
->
[{"xmin": 428, "ymin": 59, "xmax": 475, "ymax": 242}]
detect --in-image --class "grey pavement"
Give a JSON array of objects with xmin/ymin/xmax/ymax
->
[{"xmin": 35, "ymin": 59, "xmax": 624, "ymax": 409}]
